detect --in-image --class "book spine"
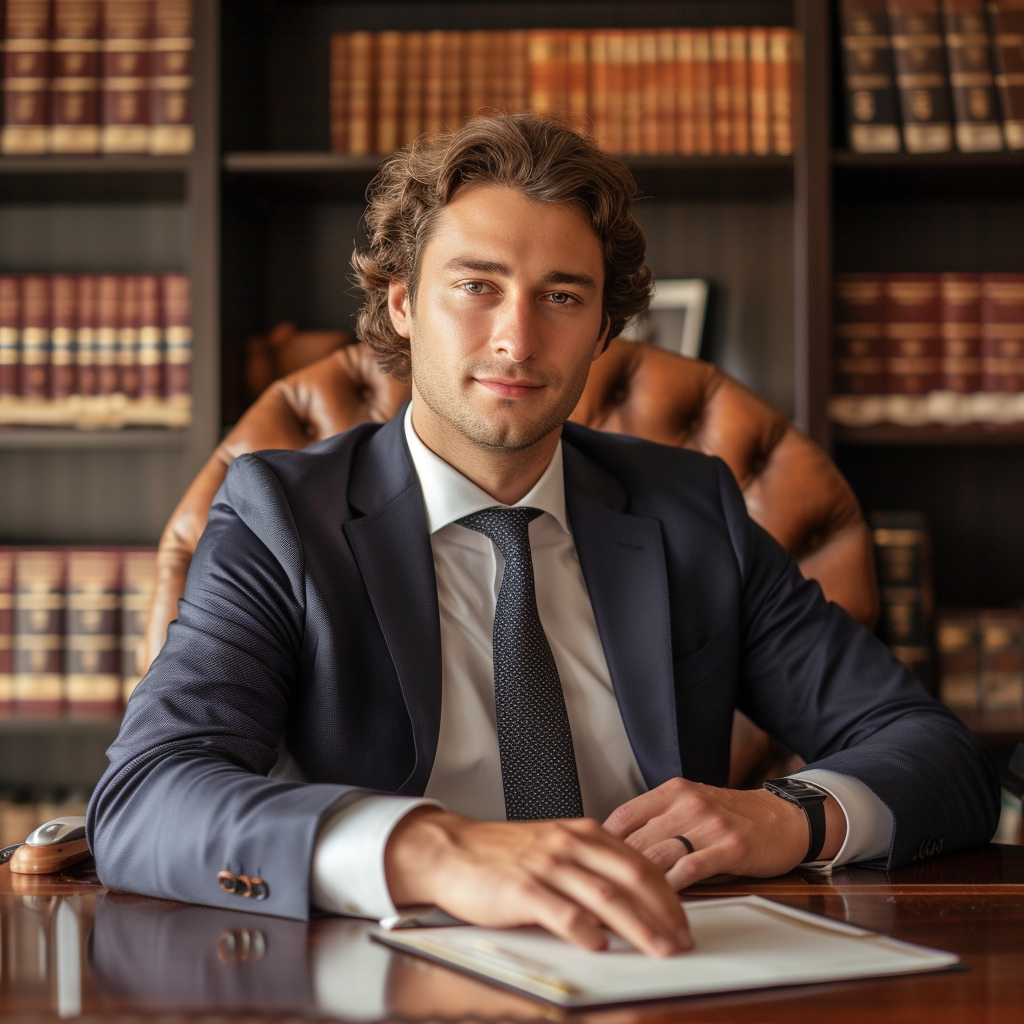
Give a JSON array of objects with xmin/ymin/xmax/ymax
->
[
  {"xmin": 50, "ymin": 0, "xmax": 101, "ymax": 154},
  {"xmin": 75, "ymin": 274, "xmax": 98, "ymax": 396},
  {"xmin": 980, "ymin": 272, "xmax": 1024, "ymax": 390},
  {"xmin": 95, "ymin": 274, "xmax": 120, "ymax": 397},
  {"xmin": 0, "ymin": 275, "xmax": 20, "ymax": 400},
  {"xmin": 49, "ymin": 273, "xmax": 77, "ymax": 401},
  {"xmin": 622, "ymin": 29, "xmax": 642, "ymax": 154},
  {"xmin": 375, "ymin": 30, "xmax": 401, "ymax": 152},
  {"xmin": 692, "ymin": 29, "xmax": 714, "ymax": 155},
  {"xmin": 834, "ymin": 273, "xmax": 889, "ymax": 394},
  {"xmin": 528, "ymin": 29, "xmax": 559, "ymax": 116},
  {"xmin": 605, "ymin": 30, "xmax": 625, "ymax": 152},
  {"xmin": 978, "ymin": 608, "xmax": 1024, "ymax": 711},
  {"xmin": 655, "ymin": 29, "xmax": 676, "ymax": 155},
  {"xmin": 748, "ymin": 26, "xmax": 771, "ymax": 154},
  {"xmin": 117, "ymin": 273, "xmax": 140, "ymax": 397},
  {"xmin": 769, "ymin": 27, "xmax": 795, "ymax": 154},
  {"xmin": 399, "ymin": 31, "xmax": 424, "ymax": 144},
  {"xmin": 939, "ymin": 272, "xmax": 982, "ymax": 391},
  {"xmin": 2, "ymin": 0, "xmax": 51, "ymax": 155},
  {"xmin": 440, "ymin": 30, "xmax": 464, "ymax": 130},
  {"xmin": 13, "ymin": 548, "xmax": 66, "ymax": 715},
  {"xmin": 568, "ymin": 29, "xmax": 590, "ymax": 127},
  {"xmin": 839, "ymin": 0, "xmax": 904, "ymax": 152},
  {"xmin": 65, "ymin": 548, "xmax": 121, "ymax": 714},
  {"xmin": 711, "ymin": 27, "xmax": 732, "ymax": 154},
  {"xmin": 19, "ymin": 274, "xmax": 50, "ymax": 401},
  {"xmin": 937, "ymin": 609, "xmax": 979, "ymax": 711},
  {"xmin": 346, "ymin": 31, "xmax": 374, "ymax": 155},
  {"xmin": 136, "ymin": 273, "xmax": 162, "ymax": 399},
  {"xmin": 887, "ymin": 0, "xmax": 956, "ymax": 151},
  {"xmin": 0, "ymin": 549, "xmax": 12, "ymax": 713},
  {"xmin": 987, "ymin": 0, "xmax": 1024, "ymax": 149},
  {"xmin": 941, "ymin": 0, "xmax": 1005, "ymax": 150},
  {"xmin": 162, "ymin": 272, "xmax": 190, "ymax": 406},
  {"xmin": 884, "ymin": 273, "xmax": 943, "ymax": 395},
  {"xmin": 101, "ymin": 0, "xmax": 151, "ymax": 154},
  {"xmin": 504, "ymin": 30, "xmax": 528, "ymax": 114},
  {"xmin": 329, "ymin": 32, "xmax": 348, "ymax": 153},
  {"xmin": 423, "ymin": 31, "xmax": 444, "ymax": 134},
  {"xmin": 465, "ymin": 30, "xmax": 489, "ymax": 120},
  {"xmin": 588, "ymin": 31, "xmax": 609, "ymax": 149},
  {"xmin": 729, "ymin": 28, "xmax": 750, "ymax": 155},
  {"xmin": 484, "ymin": 31, "xmax": 506, "ymax": 113},
  {"xmin": 675, "ymin": 29, "xmax": 695, "ymax": 154},
  {"xmin": 149, "ymin": 0, "xmax": 193, "ymax": 155},
  {"xmin": 120, "ymin": 547, "xmax": 156, "ymax": 702}
]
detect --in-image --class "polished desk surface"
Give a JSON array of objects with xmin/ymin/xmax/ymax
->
[{"xmin": 1, "ymin": 845, "xmax": 1022, "ymax": 1023}]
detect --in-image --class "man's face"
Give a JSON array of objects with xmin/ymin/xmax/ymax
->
[{"xmin": 391, "ymin": 184, "xmax": 609, "ymax": 452}]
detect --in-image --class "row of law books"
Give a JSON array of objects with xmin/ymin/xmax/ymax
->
[
  {"xmin": 1, "ymin": 0, "xmax": 193, "ymax": 156},
  {"xmin": 939, "ymin": 607, "xmax": 1024, "ymax": 715},
  {"xmin": 0, "ymin": 546, "xmax": 157, "ymax": 715},
  {"xmin": 0, "ymin": 272, "xmax": 191, "ymax": 429},
  {"xmin": 0, "ymin": 793, "xmax": 88, "ymax": 847},
  {"xmin": 830, "ymin": 272, "xmax": 1024, "ymax": 428},
  {"xmin": 330, "ymin": 27, "xmax": 796, "ymax": 158},
  {"xmin": 838, "ymin": 0, "xmax": 1024, "ymax": 153}
]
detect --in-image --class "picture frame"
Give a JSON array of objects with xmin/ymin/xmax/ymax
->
[{"xmin": 619, "ymin": 278, "xmax": 709, "ymax": 359}]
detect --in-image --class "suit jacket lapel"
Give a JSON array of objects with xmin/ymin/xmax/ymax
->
[
  {"xmin": 344, "ymin": 410, "xmax": 442, "ymax": 795},
  {"xmin": 562, "ymin": 441, "xmax": 681, "ymax": 789}
]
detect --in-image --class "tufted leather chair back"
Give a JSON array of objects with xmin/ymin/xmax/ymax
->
[{"xmin": 145, "ymin": 337, "xmax": 878, "ymax": 787}]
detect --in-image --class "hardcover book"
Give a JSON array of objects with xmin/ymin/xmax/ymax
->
[
  {"xmin": 136, "ymin": 274, "xmax": 163, "ymax": 400},
  {"xmin": 939, "ymin": 273, "xmax": 982, "ymax": 394},
  {"xmin": 676, "ymin": 29, "xmax": 696, "ymax": 155},
  {"xmin": 95, "ymin": 274, "xmax": 120, "ymax": 399},
  {"xmin": 692, "ymin": 29, "xmax": 714, "ymax": 154},
  {"xmin": 13, "ymin": 548, "xmax": 66, "ymax": 715},
  {"xmin": 988, "ymin": 0, "xmax": 1024, "ymax": 148},
  {"xmin": 937, "ymin": 610, "xmax": 980, "ymax": 712},
  {"xmin": 149, "ymin": 0, "xmax": 194, "ymax": 155},
  {"xmin": 0, "ymin": 276, "xmax": 20, "ymax": 401},
  {"xmin": 980, "ymin": 273, "xmax": 1024, "ymax": 391},
  {"xmin": 162, "ymin": 273, "xmax": 191, "ymax": 407},
  {"xmin": 729, "ymin": 28, "xmax": 750, "ymax": 155},
  {"xmin": 711, "ymin": 27, "xmax": 732, "ymax": 155},
  {"xmin": 884, "ymin": 273, "xmax": 943, "ymax": 411},
  {"xmin": 1, "ymin": 0, "xmax": 51, "ymax": 155},
  {"xmin": 65, "ymin": 548, "xmax": 121, "ymax": 714},
  {"xmin": 748, "ymin": 27, "xmax": 771, "ymax": 154},
  {"xmin": 100, "ymin": 0, "xmax": 151, "ymax": 154},
  {"xmin": 19, "ymin": 275, "xmax": 51, "ymax": 402},
  {"xmin": 0, "ymin": 550, "xmax": 13, "ymax": 713},
  {"xmin": 769, "ymin": 27, "xmax": 794, "ymax": 154},
  {"xmin": 75, "ymin": 273, "xmax": 99, "ymax": 398},
  {"xmin": 49, "ymin": 274, "xmax": 77, "ymax": 402},
  {"xmin": 117, "ymin": 274, "xmax": 140, "ymax": 398},
  {"xmin": 50, "ymin": 0, "xmax": 101, "ymax": 154},
  {"xmin": 978, "ymin": 609, "xmax": 1024, "ymax": 711},
  {"xmin": 120, "ymin": 548, "xmax": 157, "ymax": 703},
  {"xmin": 834, "ymin": 273, "xmax": 888, "ymax": 396}
]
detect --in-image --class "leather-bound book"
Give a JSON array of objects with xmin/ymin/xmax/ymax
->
[
  {"xmin": 675, "ymin": 29, "xmax": 695, "ymax": 155},
  {"xmin": 887, "ymin": 0, "xmax": 955, "ymax": 151},
  {"xmin": 622, "ymin": 29, "xmax": 642, "ymax": 154},
  {"xmin": 101, "ymin": 0, "xmax": 151, "ymax": 154},
  {"xmin": 987, "ymin": 0, "xmax": 1024, "ymax": 149},
  {"xmin": 936, "ymin": 610, "xmax": 980, "ymax": 712},
  {"xmin": 136, "ymin": 274, "xmax": 162, "ymax": 400},
  {"xmin": 655, "ymin": 29, "xmax": 676, "ymax": 154},
  {"xmin": 884, "ymin": 273, "xmax": 943, "ymax": 408},
  {"xmin": 0, "ymin": 549, "xmax": 13, "ymax": 714},
  {"xmin": 1, "ymin": 0, "xmax": 51, "ymax": 155},
  {"xmin": 13, "ymin": 548, "xmax": 66, "ymax": 716},
  {"xmin": 19, "ymin": 275, "xmax": 50, "ymax": 402},
  {"xmin": 117, "ymin": 274, "xmax": 140, "ymax": 398},
  {"xmin": 980, "ymin": 272, "xmax": 1024, "ymax": 392},
  {"xmin": 834, "ymin": 273, "xmax": 888, "ymax": 395},
  {"xmin": 504, "ymin": 30, "xmax": 528, "ymax": 114},
  {"xmin": 692, "ymin": 29, "xmax": 714, "ymax": 154},
  {"xmin": 978, "ymin": 609, "xmax": 1024, "ymax": 712},
  {"xmin": 75, "ymin": 274, "xmax": 99, "ymax": 398},
  {"xmin": 605, "ymin": 30, "xmax": 625, "ymax": 152},
  {"xmin": 588, "ymin": 31, "xmax": 610, "ymax": 149},
  {"xmin": 49, "ymin": 274, "xmax": 77, "ymax": 403},
  {"xmin": 729, "ymin": 28, "xmax": 750, "ymax": 155},
  {"xmin": 376, "ymin": 30, "xmax": 401, "ymax": 151},
  {"xmin": 748, "ymin": 26, "xmax": 771, "ymax": 154},
  {"xmin": 162, "ymin": 272, "xmax": 190, "ymax": 412},
  {"xmin": 939, "ymin": 273, "xmax": 982, "ymax": 393},
  {"xmin": 440, "ymin": 31, "xmax": 464, "ymax": 130},
  {"xmin": 465, "ymin": 30, "xmax": 489, "ymax": 119},
  {"xmin": 346, "ymin": 31, "xmax": 374, "ymax": 155},
  {"xmin": 120, "ymin": 547, "xmax": 156, "ymax": 703},
  {"xmin": 400, "ymin": 31, "xmax": 424, "ymax": 143},
  {"xmin": 838, "ymin": 0, "xmax": 903, "ymax": 152},
  {"xmin": 149, "ymin": 0, "xmax": 194, "ymax": 155},
  {"xmin": 329, "ymin": 32, "xmax": 348, "ymax": 153},
  {"xmin": 65, "ymin": 548, "xmax": 121, "ymax": 715},
  {"xmin": 50, "ymin": 0, "xmax": 101, "ymax": 154},
  {"xmin": 0, "ymin": 275, "xmax": 19, "ymax": 403},
  {"xmin": 528, "ymin": 29, "xmax": 565, "ymax": 117},
  {"xmin": 711, "ymin": 27, "xmax": 732, "ymax": 154},
  {"xmin": 941, "ymin": 0, "xmax": 1004, "ymax": 150},
  {"xmin": 95, "ymin": 274, "xmax": 120, "ymax": 401},
  {"xmin": 485, "ymin": 31, "xmax": 506, "ymax": 113},
  {"xmin": 423, "ymin": 31, "xmax": 444, "ymax": 134},
  {"xmin": 769, "ymin": 27, "xmax": 794, "ymax": 154},
  {"xmin": 568, "ymin": 29, "xmax": 590, "ymax": 128}
]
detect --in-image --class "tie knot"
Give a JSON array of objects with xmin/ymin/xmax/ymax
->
[{"xmin": 457, "ymin": 507, "xmax": 543, "ymax": 558}]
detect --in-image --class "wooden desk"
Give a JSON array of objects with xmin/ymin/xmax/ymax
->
[{"xmin": 1, "ymin": 845, "xmax": 1022, "ymax": 1022}]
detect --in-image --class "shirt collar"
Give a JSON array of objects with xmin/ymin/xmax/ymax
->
[{"xmin": 403, "ymin": 404, "xmax": 569, "ymax": 535}]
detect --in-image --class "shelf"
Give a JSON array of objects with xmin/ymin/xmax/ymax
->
[
  {"xmin": 954, "ymin": 709, "xmax": 1024, "ymax": 746},
  {"xmin": 0, "ymin": 714, "xmax": 122, "ymax": 737},
  {"xmin": 833, "ymin": 149, "xmax": 1024, "ymax": 200},
  {"xmin": 0, "ymin": 428, "xmax": 188, "ymax": 450},
  {"xmin": 0, "ymin": 714, "xmax": 122, "ymax": 789},
  {"xmin": 0, "ymin": 156, "xmax": 189, "ymax": 202},
  {"xmin": 223, "ymin": 151, "xmax": 794, "ymax": 202},
  {"xmin": 834, "ymin": 425, "xmax": 1024, "ymax": 446}
]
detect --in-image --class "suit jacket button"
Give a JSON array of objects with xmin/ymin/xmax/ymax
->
[
  {"xmin": 218, "ymin": 870, "xmax": 238, "ymax": 894},
  {"xmin": 249, "ymin": 877, "xmax": 269, "ymax": 900},
  {"xmin": 235, "ymin": 874, "xmax": 252, "ymax": 898}
]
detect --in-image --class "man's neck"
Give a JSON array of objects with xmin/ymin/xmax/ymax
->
[{"xmin": 409, "ymin": 396, "xmax": 561, "ymax": 506}]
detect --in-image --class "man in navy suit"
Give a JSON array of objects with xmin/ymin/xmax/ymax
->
[{"xmin": 89, "ymin": 114, "xmax": 998, "ymax": 957}]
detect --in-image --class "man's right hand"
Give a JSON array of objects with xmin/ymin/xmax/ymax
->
[{"xmin": 383, "ymin": 807, "xmax": 692, "ymax": 957}]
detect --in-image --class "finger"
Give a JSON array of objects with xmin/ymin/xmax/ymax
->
[
  {"xmin": 538, "ymin": 860, "xmax": 691, "ymax": 956},
  {"xmin": 506, "ymin": 876, "xmax": 609, "ymax": 951},
  {"xmin": 602, "ymin": 779, "xmax": 692, "ymax": 838},
  {"xmin": 621, "ymin": 790, "xmax": 720, "ymax": 855},
  {"xmin": 665, "ymin": 843, "xmax": 737, "ymax": 891},
  {"xmin": 641, "ymin": 837, "xmax": 694, "ymax": 873}
]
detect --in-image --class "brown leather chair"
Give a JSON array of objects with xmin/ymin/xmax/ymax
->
[{"xmin": 145, "ymin": 336, "xmax": 878, "ymax": 788}]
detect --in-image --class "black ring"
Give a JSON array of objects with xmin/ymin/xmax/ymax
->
[{"xmin": 673, "ymin": 835, "xmax": 695, "ymax": 855}]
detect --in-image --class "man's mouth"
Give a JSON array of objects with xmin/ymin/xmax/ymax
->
[{"xmin": 474, "ymin": 377, "xmax": 547, "ymax": 399}]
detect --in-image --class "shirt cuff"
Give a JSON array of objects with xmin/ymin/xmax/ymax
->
[
  {"xmin": 311, "ymin": 794, "xmax": 443, "ymax": 920},
  {"xmin": 793, "ymin": 768, "xmax": 894, "ymax": 867}
]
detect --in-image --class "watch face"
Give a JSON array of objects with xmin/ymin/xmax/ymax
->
[{"xmin": 766, "ymin": 778, "xmax": 827, "ymax": 803}]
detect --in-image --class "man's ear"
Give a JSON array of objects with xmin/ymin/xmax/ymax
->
[
  {"xmin": 593, "ymin": 312, "xmax": 612, "ymax": 360},
  {"xmin": 388, "ymin": 280, "xmax": 412, "ymax": 339}
]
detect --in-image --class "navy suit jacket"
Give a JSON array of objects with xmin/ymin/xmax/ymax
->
[{"xmin": 87, "ymin": 411, "xmax": 999, "ymax": 919}]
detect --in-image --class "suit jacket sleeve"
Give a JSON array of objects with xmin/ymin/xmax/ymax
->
[
  {"xmin": 87, "ymin": 454, "xmax": 363, "ymax": 920},
  {"xmin": 714, "ymin": 459, "xmax": 1000, "ymax": 867}
]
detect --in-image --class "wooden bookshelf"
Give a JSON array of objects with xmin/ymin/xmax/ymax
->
[
  {"xmin": 0, "ymin": 428, "xmax": 188, "ymax": 450},
  {"xmin": 835, "ymin": 425, "xmax": 1024, "ymax": 447},
  {"xmin": 954, "ymin": 710, "xmax": 1024, "ymax": 747},
  {"xmin": 0, "ymin": 715, "xmax": 122, "ymax": 789}
]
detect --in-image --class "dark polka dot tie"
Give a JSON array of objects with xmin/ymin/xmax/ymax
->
[{"xmin": 457, "ymin": 506, "xmax": 585, "ymax": 821}]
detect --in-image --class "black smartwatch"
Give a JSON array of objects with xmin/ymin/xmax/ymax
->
[{"xmin": 762, "ymin": 777, "xmax": 828, "ymax": 863}]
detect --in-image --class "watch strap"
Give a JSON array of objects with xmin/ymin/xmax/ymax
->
[{"xmin": 763, "ymin": 779, "xmax": 828, "ymax": 863}]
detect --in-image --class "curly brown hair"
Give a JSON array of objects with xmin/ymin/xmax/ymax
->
[{"xmin": 351, "ymin": 112, "xmax": 653, "ymax": 383}]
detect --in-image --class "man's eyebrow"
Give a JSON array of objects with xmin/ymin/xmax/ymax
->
[
  {"xmin": 443, "ymin": 258, "xmax": 597, "ymax": 290},
  {"xmin": 540, "ymin": 270, "xmax": 598, "ymax": 290}
]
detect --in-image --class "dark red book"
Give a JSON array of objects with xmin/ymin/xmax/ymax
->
[
  {"xmin": 137, "ymin": 274, "xmax": 163, "ymax": 399},
  {"xmin": 988, "ymin": 0, "xmax": 1024, "ymax": 150},
  {"xmin": 13, "ymin": 548, "xmax": 66, "ymax": 716},
  {"xmin": 19, "ymin": 275, "xmax": 50, "ymax": 401},
  {"xmin": 883, "ymin": 273, "xmax": 943, "ymax": 394},
  {"xmin": 75, "ymin": 274, "xmax": 99, "ymax": 397},
  {"xmin": 1, "ymin": 0, "xmax": 51, "ymax": 155},
  {"xmin": 834, "ymin": 274, "xmax": 888, "ymax": 395},
  {"xmin": 149, "ymin": 0, "xmax": 193, "ymax": 155},
  {"xmin": 50, "ymin": 0, "xmax": 102, "ymax": 154},
  {"xmin": 117, "ymin": 274, "xmax": 141, "ymax": 398},
  {"xmin": 49, "ymin": 274, "xmax": 77, "ymax": 401},
  {"xmin": 162, "ymin": 273, "xmax": 190, "ymax": 406},
  {"xmin": 95, "ymin": 274, "xmax": 121, "ymax": 398},
  {"xmin": 939, "ymin": 273, "xmax": 982, "ymax": 392},
  {"xmin": 980, "ymin": 273, "xmax": 1024, "ymax": 391},
  {"xmin": 0, "ymin": 276, "xmax": 20, "ymax": 401},
  {"xmin": 65, "ymin": 548, "xmax": 122, "ymax": 715},
  {"xmin": 0, "ymin": 549, "xmax": 13, "ymax": 714},
  {"xmin": 101, "ymin": 0, "xmax": 151, "ymax": 154}
]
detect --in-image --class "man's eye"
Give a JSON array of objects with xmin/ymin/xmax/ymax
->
[
  {"xmin": 463, "ymin": 282, "xmax": 487, "ymax": 294},
  {"xmin": 549, "ymin": 292, "xmax": 575, "ymax": 305}
]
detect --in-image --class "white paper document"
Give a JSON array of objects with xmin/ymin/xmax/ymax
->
[{"xmin": 373, "ymin": 894, "xmax": 959, "ymax": 1007}]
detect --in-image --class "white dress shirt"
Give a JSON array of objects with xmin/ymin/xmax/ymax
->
[{"xmin": 310, "ymin": 408, "xmax": 894, "ymax": 919}]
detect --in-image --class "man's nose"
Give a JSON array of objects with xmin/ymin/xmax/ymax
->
[{"xmin": 490, "ymin": 292, "xmax": 539, "ymax": 363}]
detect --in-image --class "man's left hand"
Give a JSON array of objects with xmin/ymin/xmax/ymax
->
[{"xmin": 603, "ymin": 778, "xmax": 847, "ymax": 890}]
